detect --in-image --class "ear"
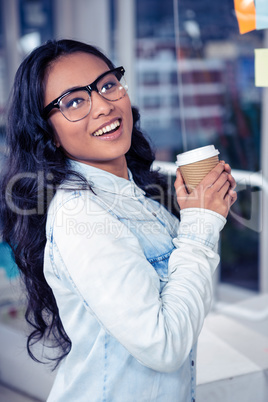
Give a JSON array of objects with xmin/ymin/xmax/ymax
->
[
  {"xmin": 52, "ymin": 130, "xmax": 61, "ymax": 148},
  {"xmin": 54, "ymin": 138, "xmax": 61, "ymax": 148},
  {"xmin": 46, "ymin": 117, "xmax": 61, "ymax": 148}
]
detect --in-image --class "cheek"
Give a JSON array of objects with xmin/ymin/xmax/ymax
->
[
  {"xmin": 127, "ymin": 115, "xmax": 133, "ymax": 136},
  {"xmin": 49, "ymin": 118, "xmax": 82, "ymax": 149},
  {"xmin": 124, "ymin": 100, "xmax": 133, "ymax": 134}
]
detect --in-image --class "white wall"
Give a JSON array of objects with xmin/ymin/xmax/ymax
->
[{"xmin": 53, "ymin": 0, "xmax": 111, "ymax": 57}]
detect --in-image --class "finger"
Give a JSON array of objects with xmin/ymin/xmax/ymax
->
[
  {"xmin": 231, "ymin": 191, "xmax": 237, "ymax": 206},
  {"xmin": 222, "ymin": 162, "xmax": 236, "ymax": 189},
  {"xmin": 218, "ymin": 179, "xmax": 230, "ymax": 197},
  {"xmin": 228, "ymin": 188, "xmax": 236, "ymax": 197},
  {"xmin": 228, "ymin": 189, "xmax": 237, "ymax": 205},
  {"xmin": 174, "ymin": 169, "xmax": 188, "ymax": 198},
  {"xmin": 209, "ymin": 171, "xmax": 229, "ymax": 193},
  {"xmin": 227, "ymin": 173, "xmax": 236, "ymax": 190},
  {"xmin": 175, "ymin": 168, "xmax": 184, "ymax": 185},
  {"xmin": 200, "ymin": 162, "xmax": 225, "ymax": 189},
  {"xmin": 224, "ymin": 163, "xmax": 231, "ymax": 174},
  {"xmin": 225, "ymin": 191, "xmax": 237, "ymax": 211}
]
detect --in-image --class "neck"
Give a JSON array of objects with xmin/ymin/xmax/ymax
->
[{"xmin": 74, "ymin": 157, "xmax": 129, "ymax": 180}]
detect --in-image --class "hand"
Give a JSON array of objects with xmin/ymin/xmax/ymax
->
[{"xmin": 174, "ymin": 161, "xmax": 237, "ymax": 218}]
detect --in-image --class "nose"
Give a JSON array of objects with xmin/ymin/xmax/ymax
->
[{"xmin": 90, "ymin": 91, "xmax": 114, "ymax": 119}]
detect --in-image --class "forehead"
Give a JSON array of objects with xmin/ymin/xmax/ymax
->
[{"xmin": 44, "ymin": 52, "xmax": 110, "ymax": 104}]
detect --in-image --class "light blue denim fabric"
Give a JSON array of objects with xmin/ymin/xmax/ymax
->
[{"xmin": 44, "ymin": 160, "xmax": 226, "ymax": 402}]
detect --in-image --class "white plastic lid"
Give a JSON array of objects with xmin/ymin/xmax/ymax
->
[{"xmin": 175, "ymin": 145, "xmax": 219, "ymax": 166}]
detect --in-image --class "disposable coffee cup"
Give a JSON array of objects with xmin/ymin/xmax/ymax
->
[{"xmin": 175, "ymin": 145, "xmax": 220, "ymax": 193}]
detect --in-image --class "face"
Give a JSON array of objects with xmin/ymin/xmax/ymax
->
[{"xmin": 43, "ymin": 52, "xmax": 133, "ymax": 178}]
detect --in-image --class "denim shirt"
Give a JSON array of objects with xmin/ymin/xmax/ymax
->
[{"xmin": 44, "ymin": 160, "xmax": 226, "ymax": 402}]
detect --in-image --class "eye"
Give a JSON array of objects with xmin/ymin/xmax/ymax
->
[
  {"xmin": 65, "ymin": 97, "xmax": 84, "ymax": 109},
  {"xmin": 101, "ymin": 80, "xmax": 117, "ymax": 94},
  {"xmin": 98, "ymin": 73, "xmax": 119, "ymax": 94},
  {"xmin": 61, "ymin": 91, "xmax": 89, "ymax": 110}
]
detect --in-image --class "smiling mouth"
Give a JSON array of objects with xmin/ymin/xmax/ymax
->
[{"xmin": 92, "ymin": 120, "xmax": 121, "ymax": 137}]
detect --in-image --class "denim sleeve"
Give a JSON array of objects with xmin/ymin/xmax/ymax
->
[
  {"xmin": 158, "ymin": 208, "xmax": 226, "ymax": 368},
  {"xmin": 175, "ymin": 208, "xmax": 226, "ymax": 249},
  {"xmin": 46, "ymin": 197, "xmax": 226, "ymax": 373}
]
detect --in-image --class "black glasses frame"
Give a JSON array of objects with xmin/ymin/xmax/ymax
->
[{"xmin": 42, "ymin": 66, "xmax": 125, "ymax": 119}]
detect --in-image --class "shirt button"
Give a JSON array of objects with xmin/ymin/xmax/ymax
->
[{"xmin": 191, "ymin": 360, "xmax": 195, "ymax": 366}]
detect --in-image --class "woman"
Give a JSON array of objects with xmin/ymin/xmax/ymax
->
[{"xmin": 0, "ymin": 39, "xmax": 236, "ymax": 401}]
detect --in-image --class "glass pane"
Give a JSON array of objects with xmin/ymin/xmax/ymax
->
[
  {"xmin": 135, "ymin": 0, "xmax": 262, "ymax": 291},
  {"xmin": 220, "ymin": 184, "xmax": 260, "ymax": 291},
  {"xmin": 19, "ymin": 0, "xmax": 54, "ymax": 55},
  {"xmin": 0, "ymin": 0, "xmax": 54, "ymax": 280}
]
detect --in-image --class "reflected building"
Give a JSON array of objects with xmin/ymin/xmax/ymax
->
[{"xmin": 136, "ymin": 38, "xmax": 226, "ymax": 158}]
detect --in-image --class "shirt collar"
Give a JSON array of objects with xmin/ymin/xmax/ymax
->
[{"xmin": 68, "ymin": 159, "xmax": 145, "ymax": 198}]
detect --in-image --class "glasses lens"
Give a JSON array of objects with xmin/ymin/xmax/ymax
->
[
  {"xmin": 59, "ymin": 90, "xmax": 91, "ymax": 122},
  {"xmin": 97, "ymin": 71, "xmax": 128, "ymax": 101}
]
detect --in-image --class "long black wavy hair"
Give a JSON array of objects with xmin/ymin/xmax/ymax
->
[{"xmin": 0, "ymin": 39, "xmax": 178, "ymax": 368}]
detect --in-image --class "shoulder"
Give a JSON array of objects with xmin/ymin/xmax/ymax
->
[{"xmin": 45, "ymin": 186, "xmax": 106, "ymax": 236}]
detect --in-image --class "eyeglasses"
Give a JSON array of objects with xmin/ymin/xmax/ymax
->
[{"xmin": 42, "ymin": 66, "xmax": 128, "ymax": 122}]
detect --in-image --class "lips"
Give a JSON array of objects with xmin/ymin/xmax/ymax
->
[{"xmin": 92, "ymin": 119, "xmax": 121, "ymax": 137}]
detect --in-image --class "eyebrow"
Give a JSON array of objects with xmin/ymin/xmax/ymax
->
[
  {"xmin": 57, "ymin": 69, "xmax": 111, "ymax": 98},
  {"xmin": 58, "ymin": 85, "xmax": 82, "ymax": 98}
]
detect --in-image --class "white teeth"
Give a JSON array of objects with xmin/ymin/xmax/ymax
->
[{"xmin": 93, "ymin": 120, "xmax": 120, "ymax": 136}]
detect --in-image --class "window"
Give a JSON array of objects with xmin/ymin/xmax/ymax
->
[{"xmin": 135, "ymin": 0, "xmax": 263, "ymax": 292}]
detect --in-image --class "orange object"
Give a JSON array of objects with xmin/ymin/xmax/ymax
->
[{"xmin": 234, "ymin": 0, "xmax": 256, "ymax": 34}]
